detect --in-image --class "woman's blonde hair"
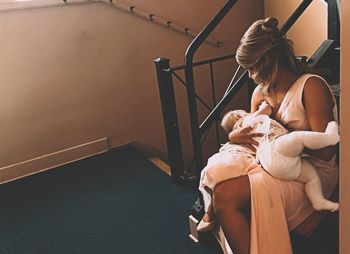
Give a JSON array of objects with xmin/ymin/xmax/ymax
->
[{"xmin": 235, "ymin": 17, "xmax": 307, "ymax": 94}]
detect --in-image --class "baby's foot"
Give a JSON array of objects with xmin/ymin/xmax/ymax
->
[
  {"xmin": 325, "ymin": 121, "xmax": 340, "ymax": 145},
  {"xmin": 197, "ymin": 213, "xmax": 216, "ymax": 232},
  {"xmin": 312, "ymin": 198, "xmax": 339, "ymax": 212}
]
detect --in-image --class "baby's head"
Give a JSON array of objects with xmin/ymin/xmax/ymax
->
[{"xmin": 221, "ymin": 109, "xmax": 249, "ymax": 134}]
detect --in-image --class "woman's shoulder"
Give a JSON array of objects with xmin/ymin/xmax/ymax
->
[
  {"xmin": 299, "ymin": 73, "xmax": 329, "ymax": 90},
  {"xmin": 302, "ymin": 74, "xmax": 333, "ymax": 103},
  {"xmin": 301, "ymin": 74, "xmax": 335, "ymax": 122}
]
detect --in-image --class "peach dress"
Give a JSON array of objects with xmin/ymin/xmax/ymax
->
[{"xmin": 218, "ymin": 74, "xmax": 339, "ymax": 254}]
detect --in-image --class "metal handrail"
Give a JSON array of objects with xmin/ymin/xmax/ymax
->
[
  {"xmin": 325, "ymin": 0, "xmax": 340, "ymax": 47},
  {"xmin": 0, "ymin": 0, "xmax": 223, "ymax": 48},
  {"xmin": 199, "ymin": 70, "xmax": 248, "ymax": 136},
  {"xmin": 170, "ymin": 53, "xmax": 235, "ymax": 72},
  {"xmin": 280, "ymin": 0, "xmax": 313, "ymax": 33},
  {"xmin": 183, "ymin": 0, "xmax": 239, "ymax": 176}
]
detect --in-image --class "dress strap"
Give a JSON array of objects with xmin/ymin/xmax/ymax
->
[
  {"xmin": 275, "ymin": 75, "xmax": 305, "ymax": 119},
  {"xmin": 276, "ymin": 74, "xmax": 323, "ymax": 119}
]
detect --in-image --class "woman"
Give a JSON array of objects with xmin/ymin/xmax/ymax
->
[{"xmin": 212, "ymin": 17, "xmax": 339, "ymax": 253}]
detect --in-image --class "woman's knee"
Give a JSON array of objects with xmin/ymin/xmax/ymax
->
[{"xmin": 213, "ymin": 175, "xmax": 251, "ymax": 214}]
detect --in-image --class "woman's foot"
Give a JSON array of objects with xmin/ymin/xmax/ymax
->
[{"xmin": 197, "ymin": 213, "xmax": 216, "ymax": 232}]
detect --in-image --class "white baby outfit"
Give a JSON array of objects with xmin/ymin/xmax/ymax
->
[
  {"xmin": 257, "ymin": 138, "xmax": 302, "ymax": 180},
  {"xmin": 199, "ymin": 113, "xmax": 288, "ymax": 196},
  {"xmin": 244, "ymin": 114, "xmax": 304, "ymax": 181}
]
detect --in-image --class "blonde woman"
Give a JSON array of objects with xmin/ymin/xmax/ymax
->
[{"xmin": 212, "ymin": 17, "xmax": 339, "ymax": 254}]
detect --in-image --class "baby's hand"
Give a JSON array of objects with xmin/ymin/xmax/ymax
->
[{"xmin": 258, "ymin": 101, "xmax": 272, "ymax": 116}]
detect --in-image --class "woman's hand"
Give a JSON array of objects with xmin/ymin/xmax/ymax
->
[{"xmin": 228, "ymin": 126, "xmax": 263, "ymax": 152}]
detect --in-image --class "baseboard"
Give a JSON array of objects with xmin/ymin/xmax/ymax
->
[
  {"xmin": 129, "ymin": 142, "xmax": 171, "ymax": 175},
  {"xmin": 130, "ymin": 142, "xmax": 169, "ymax": 163},
  {"xmin": 0, "ymin": 138, "xmax": 109, "ymax": 185}
]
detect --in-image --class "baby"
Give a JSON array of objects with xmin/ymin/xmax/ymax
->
[{"xmin": 197, "ymin": 101, "xmax": 339, "ymax": 232}]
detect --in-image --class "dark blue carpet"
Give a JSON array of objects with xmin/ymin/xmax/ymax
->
[{"xmin": 0, "ymin": 146, "xmax": 221, "ymax": 254}]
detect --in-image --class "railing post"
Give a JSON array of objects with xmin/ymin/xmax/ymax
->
[
  {"xmin": 154, "ymin": 58, "xmax": 185, "ymax": 184},
  {"xmin": 281, "ymin": 0, "xmax": 313, "ymax": 33},
  {"xmin": 184, "ymin": 64, "xmax": 203, "ymax": 181},
  {"xmin": 327, "ymin": 0, "xmax": 340, "ymax": 47}
]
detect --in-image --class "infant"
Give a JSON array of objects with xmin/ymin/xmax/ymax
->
[{"xmin": 197, "ymin": 101, "xmax": 339, "ymax": 232}]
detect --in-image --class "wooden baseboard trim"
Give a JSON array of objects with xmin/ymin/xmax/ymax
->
[{"xmin": 0, "ymin": 138, "xmax": 109, "ymax": 185}]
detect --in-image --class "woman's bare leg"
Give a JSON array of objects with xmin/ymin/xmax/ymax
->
[
  {"xmin": 205, "ymin": 202, "xmax": 215, "ymax": 221},
  {"xmin": 213, "ymin": 175, "xmax": 251, "ymax": 254}
]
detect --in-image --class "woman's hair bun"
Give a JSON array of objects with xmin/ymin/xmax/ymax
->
[{"xmin": 262, "ymin": 17, "xmax": 279, "ymax": 32}]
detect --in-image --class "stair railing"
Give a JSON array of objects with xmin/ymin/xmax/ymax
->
[
  {"xmin": 154, "ymin": 53, "xmax": 237, "ymax": 184},
  {"xmin": 325, "ymin": 0, "xmax": 340, "ymax": 47},
  {"xmin": 183, "ymin": 0, "xmax": 239, "ymax": 182}
]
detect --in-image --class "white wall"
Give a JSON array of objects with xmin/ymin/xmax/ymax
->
[
  {"xmin": 0, "ymin": 0, "xmax": 264, "ymax": 181},
  {"xmin": 264, "ymin": 0, "xmax": 327, "ymax": 56}
]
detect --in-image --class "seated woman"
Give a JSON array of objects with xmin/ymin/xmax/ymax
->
[
  {"xmin": 211, "ymin": 17, "xmax": 339, "ymax": 254},
  {"xmin": 198, "ymin": 102, "xmax": 339, "ymax": 232}
]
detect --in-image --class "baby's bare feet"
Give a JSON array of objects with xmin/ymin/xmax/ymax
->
[
  {"xmin": 312, "ymin": 199, "xmax": 339, "ymax": 212},
  {"xmin": 325, "ymin": 121, "xmax": 340, "ymax": 145}
]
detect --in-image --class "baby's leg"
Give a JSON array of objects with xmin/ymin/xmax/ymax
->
[
  {"xmin": 296, "ymin": 159, "xmax": 338, "ymax": 212},
  {"xmin": 275, "ymin": 121, "xmax": 339, "ymax": 157}
]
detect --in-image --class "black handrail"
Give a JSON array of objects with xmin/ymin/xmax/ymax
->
[
  {"xmin": 325, "ymin": 0, "xmax": 340, "ymax": 47},
  {"xmin": 184, "ymin": 0, "xmax": 239, "ymax": 176},
  {"xmin": 170, "ymin": 53, "xmax": 235, "ymax": 72},
  {"xmin": 280, "ymin": 0, "xmax": 313, "ymax": 33},
  {"xmin": 200, "ymin": 70, "xmax": 248, "ymax": 136}
]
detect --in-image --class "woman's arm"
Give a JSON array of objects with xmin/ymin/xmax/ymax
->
[{"xmin": 303, "ymin": 76, "xmax": 337, "ymax": 161}]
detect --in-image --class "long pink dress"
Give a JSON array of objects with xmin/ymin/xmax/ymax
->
[{"xmin": 217, "ymin": 74, "xmax": 339, "ymax": 254}]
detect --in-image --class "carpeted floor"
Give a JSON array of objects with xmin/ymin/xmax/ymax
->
[{"xmin": 0, "ymin": 146, "xmax": 221, "ymax": 254}]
